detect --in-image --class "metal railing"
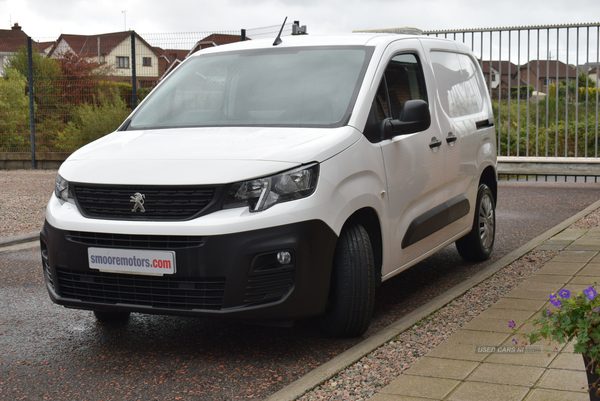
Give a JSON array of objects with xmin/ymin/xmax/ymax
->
[
  {"xmin": 1, "ymin": 22, "xmax": 599, "ymax": 172},
  {"xmin": 0, "ymin": 23, "xmax": 297, "ymax": 169},
  {"xmin": 426, "ymin": 23, "xmax": 600, "ymax": 160}
]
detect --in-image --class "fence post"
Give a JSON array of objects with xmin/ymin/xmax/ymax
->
[
  {"xmin": 131, "ymin": 32, "xmax": 137, "ymax": 110},
  {"xmin": 27, "ymin": 37, "xmax": 36, "ymax": 169}
]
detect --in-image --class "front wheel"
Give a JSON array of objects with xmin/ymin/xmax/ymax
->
[
  {"xmin": 319, "ymin": 224, "xmax": 375, "ymax": 338},
  {"xmin": 456, "ymin": 184, "xmax": 496, "ymax": 261}
]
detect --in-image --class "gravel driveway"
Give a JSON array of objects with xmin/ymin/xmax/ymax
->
[{"xmin": 0, "ymin": 169, "xmax": 56, "ymax": 238}]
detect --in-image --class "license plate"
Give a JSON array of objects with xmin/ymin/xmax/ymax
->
[{"xmin": 88, "ymin": 248, "xmax": 176, "ymax": 276}]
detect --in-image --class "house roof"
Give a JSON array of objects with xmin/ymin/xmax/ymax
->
[
  {"xmin": 48, "ymin": 31, "xmax": 159, "ymax": 58},
  {"xmin": 187, "ymin": 33, "xmax": 249, "ymax": 56},
  {"xmin": 199, "ymin": 33, "xmax": 246, "ymax": 47},
  {"xmin": 0, "ymin": 23, "xmax": 41, "ymax": 52},
  {"xmin": 38, "ymin": 41, "xmax": 56, "ymax": 54},
  {"xmin": 154, "ymin": 48, "xmax": 188, "ymax": 62},
  {"xmin": 480, "ymin": 60, "xmax": 519, "ymax": 75},
  {"xmin": 520, "ymin": 60, "xmax": 580, "ymax": 79}
]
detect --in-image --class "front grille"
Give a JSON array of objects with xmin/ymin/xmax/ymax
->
[
  {"xmin": 73, "ymin": 184, "xmax": 219, "ymax": 220},
  {"xmin": 56, "ymin": 269, "xmax": 226, "ymax": 310},
  {"xmin": 66, "ymin": 232, "xmax": 205, "ymax": 249},
  {"xmin": 244, "ymin": 271, "xmax": 294, "ymax": 306}
]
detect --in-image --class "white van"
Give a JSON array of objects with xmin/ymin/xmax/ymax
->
[{"xmin": 41, "ymin": 32, "xmax": 497, "ymax": 337}]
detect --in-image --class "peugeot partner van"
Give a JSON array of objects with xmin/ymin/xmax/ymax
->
[{"xmin": 41, "ymin": 32, "xmax": 497, "ymax": 337}]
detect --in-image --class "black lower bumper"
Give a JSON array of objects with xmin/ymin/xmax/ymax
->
[{"xmin": 40, "ymin": 220, "xmax": 338, "ymax": 322}]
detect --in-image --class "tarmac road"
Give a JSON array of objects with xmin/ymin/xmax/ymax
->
[{"xmin": 1, "ymin": 180, "xmax": 599, "ymax": 400}]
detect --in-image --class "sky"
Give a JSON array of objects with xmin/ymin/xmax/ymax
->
[{"xmin": 3, "ymin": 0, "xmax": 600, "ymax": 41}]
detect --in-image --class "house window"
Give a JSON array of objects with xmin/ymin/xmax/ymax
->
[
  {"xmin": 143, "ymin": 57, "xmax": 151, "ymax": 67},
  {"xmin": 116, "ymin": 56, "xmax": 129, "ymax": 69}
]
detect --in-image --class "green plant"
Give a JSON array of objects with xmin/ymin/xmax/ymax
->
[
  {"xmin": 0, "ymin": 69, "xmax": 34, "ymax": 151},
  {"xmin": 493, "ymin": 96, "xmax": 600, "ymax": 157},
  {"xmin": 53, "ymin": 92, "xmax": 131, "ymax": 152},
  {"xmin": 510, "ymin": 85, "xmax": 535, "ymax": 100},
  {"xmin": 110, "ymin": 81, "xmax": 153, "ymax": 106},
  {"xmin": 4, "ymin": 47, "xmax": 62, "ymax": 112},
  {"xmin": 511, "ymin": 285, "xmax": 600, "ymax": 392}
]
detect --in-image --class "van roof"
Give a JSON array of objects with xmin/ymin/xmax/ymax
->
[{"xmin": 190, "ymin": 32, "xmax": 452, "ymax": 56}]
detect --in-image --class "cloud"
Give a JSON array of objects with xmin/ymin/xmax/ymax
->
[{"xmin": 3, "ymin": 0, "xmax": 600, "ymax": 40}]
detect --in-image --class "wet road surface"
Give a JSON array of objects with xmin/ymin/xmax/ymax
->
[{"xmin": 1, "ymin": 180, "xmax": 599, "ymax": 400}]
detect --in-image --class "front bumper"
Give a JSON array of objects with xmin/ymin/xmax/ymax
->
[{"xmin": 40, "ymin": 219, "xmax": 337, "ymax": 322}]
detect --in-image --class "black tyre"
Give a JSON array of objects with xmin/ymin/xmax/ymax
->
[
  {"xmin": 456, "ymin": 183, "xmax": 496, "ymax": 261},
  {"xmin": 93, "ymin": 310, "xmax": 131, "ymax": 324},
  {"xmin": 320, "ymin": 224, "xmax": 376, "ymax": 338}
]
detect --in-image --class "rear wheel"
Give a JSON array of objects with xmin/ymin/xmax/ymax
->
[
  {"xmin": 320, "ymin": 224, "xmax": 375, "ymax": 338},
  {"xmin": 93, "ymin": 310, "xmax": 131, "ymax": 324},
  {"xmin": 456, "ymin": 184, "xmax": 495, "ymax": 261}
]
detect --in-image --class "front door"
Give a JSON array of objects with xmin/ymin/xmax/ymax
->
[{"xmin": 378, "ymin": 51, "xmax": 454, "ymax": 277}]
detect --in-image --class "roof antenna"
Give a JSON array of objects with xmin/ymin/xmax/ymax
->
[{"xmin": 273, "ymin": 17, "xmax": 287, "ymax": 46}]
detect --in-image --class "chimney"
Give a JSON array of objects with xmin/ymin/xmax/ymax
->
[{"xmin": 12, "ymin": 23, "xmax": 22, "ymax": 31}]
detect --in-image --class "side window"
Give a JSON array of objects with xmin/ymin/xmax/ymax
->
[
  {"xmin": 430, "ymin": 51, "xmax": 484, "ymax": 118},
  {"xmin": 364, "ymin": 53, "xmax": 427, "ymax": 142},
  {"xmin": 456, "ymin": 53, "xmax": 485, "ymax": 114},
  {"xmin": 378, "ymin": 54, "xmax": 427, "ymax": 121}
]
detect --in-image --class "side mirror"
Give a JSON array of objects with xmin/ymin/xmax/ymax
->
[{"xmin": 382, "ymin": 99, "xmax": 431, "ymax": 139}]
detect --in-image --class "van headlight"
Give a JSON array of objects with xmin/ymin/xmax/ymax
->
[
  {"xmin": 224, "ymin": 163, "xmax": 319, "ymax": 212},
  {"xmin": 54, "ymin": 173, "xmax": 73, "ymax": 203}
]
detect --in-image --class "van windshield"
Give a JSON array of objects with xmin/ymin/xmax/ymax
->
[{"xmin": 127, "ymin": 46, "xmax": 373, "ymax": 130}]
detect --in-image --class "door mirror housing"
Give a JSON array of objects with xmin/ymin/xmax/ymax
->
[{"xmin": 382, "ymin": 99, "xmax": 431, "ymax": 140}]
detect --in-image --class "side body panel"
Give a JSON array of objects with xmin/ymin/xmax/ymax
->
[{"xmin": 363, "ymin": 38, "xmax": 496, "ymax": 280}]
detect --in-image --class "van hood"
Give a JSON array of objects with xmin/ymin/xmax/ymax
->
[{"xmin": 60, "ymin": 126, "xmax": 360, "ymax": 185}]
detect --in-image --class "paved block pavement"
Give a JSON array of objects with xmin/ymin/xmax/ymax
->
[{"xmin": 369, "ymin": 226, "xmax": 600, "ymax": 401}]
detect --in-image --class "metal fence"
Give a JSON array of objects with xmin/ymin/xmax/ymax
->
[
  {"xmin": 425, "ymin": 23, "xmax": 600, "ymax": 159},
  {"xmin": 0, "ymin": 23, "xmax": 296, "ymax": 168},
  {"xmin": 1, "ymin": 22, "xmax": 599, "ymax": 169}
]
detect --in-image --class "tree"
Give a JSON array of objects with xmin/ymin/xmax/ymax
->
[
  {"xmin": 4, "ymin": 47, "xmax": 62, "ymax": 112},
  {"xmin": 56, "ymin": 50, "xmax": 110, "ymax": 105},
  {"xmin": 0, "ymin": 69, "xmax": 34, "ymax": 150},
  {"xmin": 578, "ymin": 71, "xmax": 596, "ymax": 89}
]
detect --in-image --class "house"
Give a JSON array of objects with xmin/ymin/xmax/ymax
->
[
  {"xmin": 157, "ymin": 33, "xmax": 248, "ymax": 80},
  {"xmin": 38, "ymin": 41, "xmax": 57, "ymax": 55},
  {"xmin": 519, "ymin": 60, "xmax": 580, "ymax": 92},
  {"xmin": 192, "ymin": 33, "xmax": 247, "ymax": 53},
  {"xmin": 47, "ymin": 31, "xmax": 160, "ymax": 87},
  {"xmin": 480, "ymin": 60, "xmax": 520, "ymax": 90},
  {"xmin": 0, "ymin": 23, "xmax": 41, "ymax": 75},
  {"xmin": 479, "ymin": 59, "xmax": 582, "ymax": 96},
  {"xmin": 154, "ymin": 48, "xmax": 188, "ymax": 77}
]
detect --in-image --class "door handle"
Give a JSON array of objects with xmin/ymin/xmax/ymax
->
[
  {"xmin": 446, "ymin": 133, "xmax": 457, "ymax": 144},
  {"xmin": 429, "ymin": 138, "xmax": 442, "ymax": 149}
]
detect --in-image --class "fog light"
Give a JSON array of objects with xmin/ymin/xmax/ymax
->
[{"xmin": 277, "ymin": 251, "xmax": 292, "ymax": 265}]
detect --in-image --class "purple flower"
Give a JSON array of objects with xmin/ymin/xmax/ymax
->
[
  {"xmin": 549, "ymin": 294, "xmax": 562, "ymax": 308},
  {"xmin": 546, "ymin": 309, "xmax": 551, "ymax": 317},
  {"xmin": 558, "ymin": 289, "xmax": 571, "ymax": 299},
  {"xmin": 512, "ymin": 338, "xmax": 518, "ymax": 345},
  {"xmin": 508, "ymin": 320, "xmax": 515, "ymax": 329},
  {"xmin": 585, "ymin": 287, "xmax": 597, "ymax": 300}
]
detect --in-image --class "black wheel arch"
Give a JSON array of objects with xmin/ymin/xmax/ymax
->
[
  {"xmin": 342, "ymin": 207, "xmax": 383, "ymax": 287},
  {"xmin": 479, "ymin": 165, "xmax": 498, "ymax": 206}
]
